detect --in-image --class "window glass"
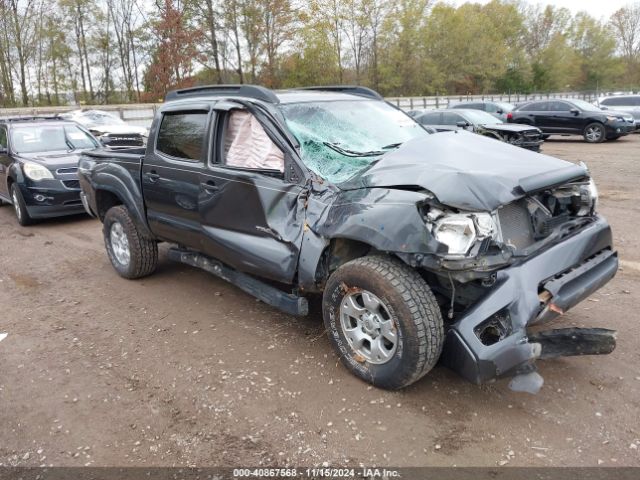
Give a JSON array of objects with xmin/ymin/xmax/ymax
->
[
  {"xmin": 223, "ymin": 110, "xmax": 284, "ymax": 172},
  {"xmin": 519, "ymin": 102, "xmax": 547, "ymax": 112},
  {"xmin": 418, "ymin": 113, "xmax": 441, "ymax": 125},
  {"xmin": 453, "ymin": 103, "xmax": 483, "ymax": 110},
  {"xmin": 442, "ymin": 112, "xmax": 465, "ymax": 125},
  {"xmin": 629, "ymin": 96, "xmax": 640, "ymax": 106},
  {"xmin": 548, "ymin": 101, "xmax": 571, "ymax": 112},
  {"xmin": 601, "ymin": 97, "xmax": 621, "ymax": 106},
  {"xmin": 10, "ymin": 124, "xmax": 98, "ymax": 153},
  {"xmin": 568, "ymin": 99, "xmax": 599, "ymax": 112},
  {"xmin": 157, "ymin": 111, "xmax": 208, "ymax": 161},
  {"xmin": 0, "ymin": 127, "xmax": 7, "ymax": 148}
]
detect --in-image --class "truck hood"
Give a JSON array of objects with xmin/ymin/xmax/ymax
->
[{"xmin": 343, "ymin": 130, "xmax": 587, "ymax": 211}]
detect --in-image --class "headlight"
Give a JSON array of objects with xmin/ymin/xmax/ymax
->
[
  {"xmin": 431, "ymin": 212, "xmax": 498, "ymax": 256},
  {"xmin": 23, "ymin": 162, "xmax": 54, "ymax": 181},
  {"xmin": 577, "ymin": 178, "xmax": 598, "ymax": 216},
  {"xmin": 606, "ymin": 115, "xmax": 620, "ymax": 123}
]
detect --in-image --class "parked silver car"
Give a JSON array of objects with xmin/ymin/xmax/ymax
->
[
  {"xmin": 448, "ymin": 100, "xmax": 516, "ymax": 121},
  {"xmin": 595, "ymin": 95, "xmax": 640, "ymax": 130}
]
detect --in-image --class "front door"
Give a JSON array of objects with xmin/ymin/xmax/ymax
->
[
  {"xmin": 546, "ymin": 100, "xmax": 580, "ymax": 133},
  {"xmin": 142, "ymin": 106, "xmax": 211, "ymax": 249},
  {"xmin": 198, "ymin": 107, "xmax": 306, "ymax": 284}
]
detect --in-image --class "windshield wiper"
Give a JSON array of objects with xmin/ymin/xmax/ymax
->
[
  {"xmin": 381, "ymin": 142, "xmax": 403, "ymax": 149},
  {"xmin": 323, "ymin": 142, "xmax": 388, "ymax": 157}
]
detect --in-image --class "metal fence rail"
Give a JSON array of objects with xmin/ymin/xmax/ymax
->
[{"xmin": 0, "ymin": 91, "xmax": 602, "ymax": 126}]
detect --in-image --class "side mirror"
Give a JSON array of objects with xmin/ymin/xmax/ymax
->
[
  {"xmin": 496, "ymin": 109, "xmax": 504, "ymax": 114},
  {"xmin": 456, "ymin": 121, "xmax": 470, "ymax": 128},
  {"xmin": 600, "ymin": 106, "xmax": 608, "ymax": 110},
  {"xmin": 570, "ymin": 108, "xmax": 580, "ymax": 115}
]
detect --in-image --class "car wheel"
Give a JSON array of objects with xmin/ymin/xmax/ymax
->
[
  {"xmin": 322, "ymin": 255, "xmax": 444, "ymax": 390},
  {"xmin": 583, "ymin": 123, "xmax": 606, "ymax": 143},
  {"xmin": 103, "ymin": 205, "xmax": 158, "ymax": 279},
  {"xmin": 10, "ymin": 184, "xmax": 34, "ymax": 226}
]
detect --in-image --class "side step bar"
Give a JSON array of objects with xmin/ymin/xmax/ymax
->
[{"xmin": 167, "ymin": 248, "xmax": 309, "ymax": 317}]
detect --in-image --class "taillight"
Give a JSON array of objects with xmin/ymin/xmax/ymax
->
[{"xmin": 506, "ymin": 112, "xmax": 513, "ymax": 121}]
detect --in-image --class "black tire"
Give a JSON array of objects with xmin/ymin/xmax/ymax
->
[
  {"xmin": 583, "ymin": 122, "xmax": 606, "ymax": 143},
  {"xmin": 322, "ymin": 255, "xmax": 444, "ymax": 390},
  {"xmin": 541, "ymin": 134, "xmax": 550, "ymax": 140},
  {"xmin": 10, "ymin": 184, "xmax": 34, "ymax": 226},
  {"xmin": 103, "ymin": 205, "xmax": 158, "ymax": 279}
]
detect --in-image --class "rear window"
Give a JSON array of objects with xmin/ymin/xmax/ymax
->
[{"xmin": 156, "ymin": 111, "xmax": 208, "ymax": 161}]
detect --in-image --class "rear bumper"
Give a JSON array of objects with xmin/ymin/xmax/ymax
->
[{"xmin": 440, "ymin": 216, "xmax": 617, "ymax": 384}]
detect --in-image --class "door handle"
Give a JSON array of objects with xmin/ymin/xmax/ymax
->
[
  {"xmin": 146, "ymin": 171, "xmax": 160, "ymax": 182},
  {"xmin": 201, "ymin": 180, "xmax": 219, "ymax": 193}
]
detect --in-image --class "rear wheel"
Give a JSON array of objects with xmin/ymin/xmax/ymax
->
[
  {"xmin": 10, "ymin": 184, "xmax": 33, "ymax": 226},
  {"xmin": 322, "ymin": 255, "xmax": 444, "ymax": 390},
  {"xmin": 103, "ymin": 205, "xmax": 158, "ymax": 279},
  {"xmin": 583, "ymin": 123, "xmax": 606, "ymax": 143}
]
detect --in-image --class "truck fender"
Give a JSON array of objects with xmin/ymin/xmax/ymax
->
[{"xmin": 90, "ymin": 163, "xmax": 154, "ymax": 239}]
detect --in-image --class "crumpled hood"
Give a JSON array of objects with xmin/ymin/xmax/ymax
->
[
  {"xmin": 344, "ymin": 130, "xmax": 587, "ymax": 211},
  {"xmin": 88, "ymin": 124, "xmax": 147, "ymax": 135},
  {"xmin": 481, "ymin": 123, "xmax": 540, "ymax": 133}
]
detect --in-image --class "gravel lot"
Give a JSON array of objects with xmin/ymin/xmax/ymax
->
[{"xmin": 1, "ymin": 134, "xmax": 639, "ymax": 468}]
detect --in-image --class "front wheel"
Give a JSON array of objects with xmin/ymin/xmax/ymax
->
[
  {"xmin": 10, "ymin": 184, "xmax": 34, "ymax": 226},
  {"xmin": 583, "ymin": 123, "xmax": 606, "ymax": 143},
  {"xmin": 322, "ymin": 256, "xmax": 444, "ymax": 390},
  {"xmin": 103, "ymin": 205, "xmax": 158, "ymax": 279}
]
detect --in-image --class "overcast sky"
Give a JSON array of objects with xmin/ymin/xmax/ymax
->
[{"xmin": 449, "ymin": 0, "xmax": 631, "ymax": 20}]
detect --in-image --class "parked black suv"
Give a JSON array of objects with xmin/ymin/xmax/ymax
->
[
  {"xmin": 79, "ymin": 85, "xmax": 617, "ymax": 392},
  {"xmin": 0, "ymin": 117, "xmax": 99, "ymax": 225},
  {"xmin": 508, "ymin": 99, "xmax": 633, "ymax": 142}
]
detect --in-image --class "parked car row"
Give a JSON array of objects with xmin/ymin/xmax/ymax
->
[{"xmin": 1, "ymin": 85, "xmax": 619, "ymax": 394}]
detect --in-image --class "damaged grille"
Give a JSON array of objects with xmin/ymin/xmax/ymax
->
[{"xmin": 498, "ymin": 200, "xmax": 535, "ymax": 250}]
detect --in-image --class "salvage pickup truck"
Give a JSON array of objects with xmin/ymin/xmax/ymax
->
[{"xmin": 79, "ymin": 85, "xmax": 618, "ymax": 393}]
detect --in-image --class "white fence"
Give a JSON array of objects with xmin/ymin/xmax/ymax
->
[{"xmin": 0, "ymin": 91, "xmax": 600, "ymax": 127}]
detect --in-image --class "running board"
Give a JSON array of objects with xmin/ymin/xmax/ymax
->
[{"xmin": 167, "ymin": 248, "xmax": 309, "ymax": 317}]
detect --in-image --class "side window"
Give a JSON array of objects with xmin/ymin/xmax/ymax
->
[
  {"xmin": 442, "ymin": 112, "xmax": 465, "ymax": 125},
  {"xmin": 629, "ymin": 97, "xmax": 640, "ymax": 106},
  {"xmin": 418, "ymin": 113, "xmax": 441, "ymax": 125},
  {"xmin": 0, "ymin": 127, "xmax": 7, "ymax": 149},
  {"xmin": 549, "ymin": 101, "xmax": 571, "ymax": 112},
  {"xmin": 486, "ymin": 103, "xmax": 499, "ymax": 113},
  {"xmin": 600, "ymin": 98, "xmax": 618, "ymax": 106},
  {"xmin": 156, "ymin": 111, "xmax": 208, "ymax": 161},
  {"xmin": 520, "ymin": 102, "xmax": 546, "ymax": 112},
  {"xmin": 222, "ymin": 110, "xmax": 284, "ymax": 172},
  {"xmin": 467, "ymin": 103, "xmax": 485, "ymax": 111}
]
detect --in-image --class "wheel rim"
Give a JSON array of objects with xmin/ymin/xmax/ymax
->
[
  {"xmin": 586, "ymin": 126, "xmax": 602, "ymax": 142},
  {"xmin": 110, "ymin": 221, "xmax": 131, "ymax": 266},
  {"xmin": 339, "ymin": 290, "xmax": 398, "ymax": 365},
  {"xmin": 11, "ymin": 189, "xmax": 21, "ymax": 222}
]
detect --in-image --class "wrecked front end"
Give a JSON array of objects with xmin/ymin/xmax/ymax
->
[{"xmin": 407, "ymin": 180, "xmax": 617, "ymax": 392}]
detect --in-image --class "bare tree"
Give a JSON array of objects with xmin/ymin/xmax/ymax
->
[{"xmin": 610, "ymin": 3, "xmax": 640, "ymax": 62}]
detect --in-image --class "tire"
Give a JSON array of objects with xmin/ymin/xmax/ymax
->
[
  {"xmin": 541, "ymin": 134, "xmax": 550, "ymax": 140},
  {"xmin": 322, "ymin": 255, "xmax": 444, "ymax": 390},
  {"xmin": 10, "ymin": 184, "xmax": 34, "ymax": 226},
  {"xmin": 583, "ymin": 123, "xmax": 606, "ymax": 143},
  {"xmin": 103, "ymin": 205, "xmax": 158, "ymax": 279}
]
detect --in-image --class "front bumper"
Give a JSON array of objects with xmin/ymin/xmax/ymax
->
[
  {"xmin": 606, "ymin": 121, "xmax": 632, "ymax": 137},
  {"xmin": 19, "ymin": 180, "xmax": 86, "ymax": 219},
  {"xmin": 439, "ymin": 216, "xmax": 617, "ymax": 384}
]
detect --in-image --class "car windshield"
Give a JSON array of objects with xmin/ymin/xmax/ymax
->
[
  {"xmin": 463, "ymin": 110, "xmax": 502, "ymax": 125},
  {"xmin": 11, "ymin": 124, "xmax": 99, "ymax": 153},
  {"xmin": 279, "ymin": 100, "xmax": 428, "ymax": 183},
  {"xmin": 571, "ymin": 99, "xmax": 601, "ymax": 112},
  {"xmin": 79, "ymin": 111, "xmax": 126, "ymax": 127}
]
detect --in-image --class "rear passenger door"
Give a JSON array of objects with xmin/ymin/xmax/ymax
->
[
  {"xmin": 0, "ymin": 126, "xmax": 9, "ymax": 199},
  {"xmin": 197, "ymin": 105, "xmax": 306, "ymax": 284},
  {"xmin": 142, "ymin": 105, "xmax": 211, "ymax": 248}
]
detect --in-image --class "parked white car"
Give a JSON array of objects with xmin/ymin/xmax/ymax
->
[{"xmin": 63, "ymin": 110, "xmax": 149, "ymax": 148}]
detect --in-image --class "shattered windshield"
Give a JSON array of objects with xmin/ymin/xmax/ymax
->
[{"xmin": 280, "ymin": 100, "xmax": 428, "ymax": 183}]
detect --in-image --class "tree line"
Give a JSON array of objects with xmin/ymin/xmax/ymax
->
[{"xmin": 1, "ymin": 0, "xmax": 639, "ymax": 107}]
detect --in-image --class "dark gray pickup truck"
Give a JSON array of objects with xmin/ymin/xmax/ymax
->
[{"xmin": 79, "ymin": 85, "xmax": 618, "ymax": 393}]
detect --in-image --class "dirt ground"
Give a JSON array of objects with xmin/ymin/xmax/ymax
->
[{"xmin": 1, "ymin": 134, "xmax": 639, "ymax": 468}]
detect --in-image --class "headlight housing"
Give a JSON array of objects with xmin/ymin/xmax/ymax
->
[
  {"xmin": 23, "ymin": 162, "xmax": 54, "ymax": 181},
  {"xmin": 577, "ymin": 177, "xmax": 598, "ymax": 216},
  {"xmin": 429, "ymin": 211, "xmax": 499, "ymax": 257}
]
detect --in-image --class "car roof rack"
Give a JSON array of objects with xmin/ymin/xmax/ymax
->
[
  {"xmin": 165, "ymin": 84, "xmax": 280, "ymax": 104},
  {"xmin": 295, "ymin": 85, "xmax": 384, "ymax": 100},
  {"xmin": 0, "ymin": 115, "xmax": 65, "ymax": 122}
]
